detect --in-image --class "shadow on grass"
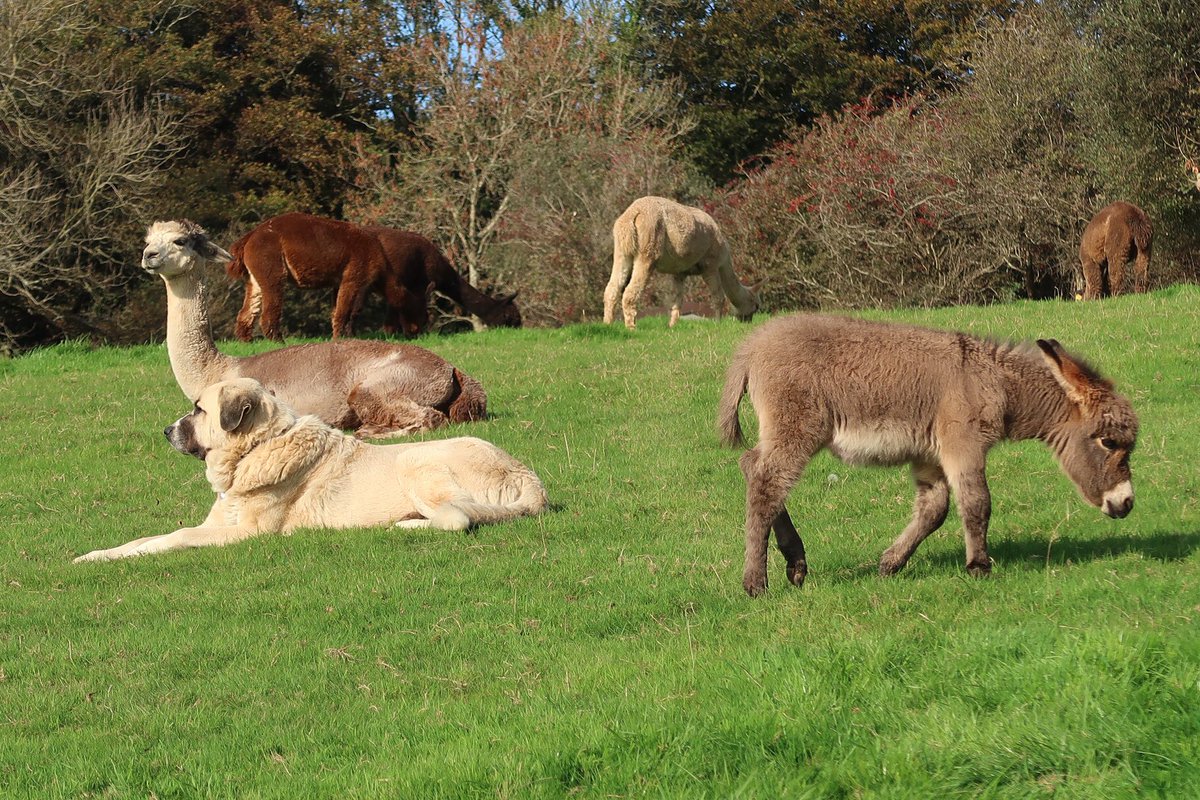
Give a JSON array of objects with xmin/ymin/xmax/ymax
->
[
  {"xmin": 894, "ymin": 528, "xmax": 1200, "ymax": 577},
  {"xmin": 803, "ymin": 528, "xmax": 1200, "ymax": 586}
]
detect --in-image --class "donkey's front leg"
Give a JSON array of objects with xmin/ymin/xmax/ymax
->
[
  {"xmin": 879, "ymin": 461, "xmax": 950, "ymax": 575},
  {"xmin": 946, "ymin": 461, "xmax": 993, "ymax": 576}
]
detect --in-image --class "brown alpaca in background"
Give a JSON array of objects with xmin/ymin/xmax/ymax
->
[
  {"xmin": 227, "ymin": 213, "xmax": 394, "ymax": 341},
  {"xmin": 365, "ymin": 226, "xmax": 521, "ymax": 332},
  {"xmin": 1078, "ymin": 202, "xmax": 1152, "ymax": 299},
  {"xmin": 718, "ymin": 314, "xmax": 1139, "ymax": 597}
]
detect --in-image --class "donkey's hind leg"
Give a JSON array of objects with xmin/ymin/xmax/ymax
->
[
  {"xmin": 740, "ymin": 439, "xmax": 817, "ymax": 597},
  {"xmin": 772, "ymin": 507, "xmax": 808, "ymax": 588},
  {"xmin": 879, "ymin": 461, "xmax": 950, "ymax": 576},
  {"xmin": 744, "ymin": 440, "xmax": 808, "ymax": 585}
]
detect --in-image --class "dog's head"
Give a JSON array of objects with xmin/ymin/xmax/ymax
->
[{"xmin": 165, "ymin": 378, "xmax": 293, "ymax": 461}]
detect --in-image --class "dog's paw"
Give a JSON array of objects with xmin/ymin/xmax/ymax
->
[{"xmin": 74, "ymin": 549, "xmax": 118, "ymax": 563}]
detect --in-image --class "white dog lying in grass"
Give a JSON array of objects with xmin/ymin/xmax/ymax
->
[{"xmin": 76, "ymin": 378, "xmax": 548, "ymax": 562}]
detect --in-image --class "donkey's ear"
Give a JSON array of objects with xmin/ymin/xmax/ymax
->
[
  {"xmin": 1037, "ymin": 339, "xmax": 1101, "ymax": 405},
  {"xmin": 218, "ymin": 382, "xmax": 260, "ymax": 432}
]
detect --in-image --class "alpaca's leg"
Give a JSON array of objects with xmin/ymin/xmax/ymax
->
[
  {"xmin": 1105, "ymin": 245, "xmax": 1129, "ymax": 296},
  {"xmin": 1080, "ymin": 255, "xmax": 1102, "ymax": 300},
  {"xmin": 702, "ymin": 268, "xmax": 725, "ymax": 319},
  {"xmin": 620, "ymin": 257, "xmax": 653, "ymax": 330},
  {"xmin": 346, "ymin": 372, "xmax": 453, "ymax": 438},
  {"xmin": 879, "ymin": 462, "xmax": 950, "ymax": 575},
  {"xmin": 604, "ymin": 253, "xmax": 633, "ymax": 324},
  {"xmin": 234, "ymin": 276, "xmax": 262, "ymax": 342},
  {"xmin": 383, "ymin": 278, "xmax": 427, "ymax": 338},
  {"xmin": 331, "ymin": 268, "xmax": 370, "ymax": 338},
  {"xmin": 668, "ymin": 275, "xmax": 686, "ymax": 327},
  {"xmin": 1133, "ymin": 247, "xmax": 1150, "ymax": 293},
  {"xmin": 258, "ymin": 279, "xmax": 286, "ymax": 342}
]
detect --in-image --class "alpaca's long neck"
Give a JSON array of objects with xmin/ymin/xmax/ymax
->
[
  {"xmin": 162, "ymin": 270, "xmax": 236, "ymax": 400},
  {"xmin": 999, "ymin": 349, "xmax": 1072, "ymax": 443}
]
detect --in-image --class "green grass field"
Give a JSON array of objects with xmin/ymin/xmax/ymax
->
[{"xmin": 2, "ymin": 288, "xmax": 1198, "ymax": 798}]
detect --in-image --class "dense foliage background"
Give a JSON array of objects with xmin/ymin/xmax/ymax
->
[{"xmin": 2, "ymin": 0, "xmax": 1198, "ymax": 348}]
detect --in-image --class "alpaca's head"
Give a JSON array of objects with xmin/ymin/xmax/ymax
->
[{"xmin": 143, "ymin": 220, "xmax": 232, "ymax": 278}]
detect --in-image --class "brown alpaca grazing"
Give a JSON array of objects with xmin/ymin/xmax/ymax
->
[
  {"xmin": 365, "ymin": 226, "xmax": 521, "ymax": 332},
  {"xmin": 718, "ymin": 314, "xmax": 1139, "ymax": 597},
  {"xmin": 228, "ymin": 212, "xmax": 419, "ymax": 341},
  {"xmin": 1078, "ymin": 202, "xmax": 1152, "ymax": 300},
  {"xmin": 144, "ymin": 220, "xmax": 487, "ymax": 439},
  {"xmin": 605, "ymin": 196, "xmax": 758, "ymax": 329}
]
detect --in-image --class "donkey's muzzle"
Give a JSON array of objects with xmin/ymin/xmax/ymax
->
[{"xmin": 1101, "ymin": 481, "xmax": 1134, "ymax": 519}]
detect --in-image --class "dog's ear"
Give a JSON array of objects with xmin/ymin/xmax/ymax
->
[{"xmin": 218, "ymin": 382, "xmax": 259, "ymax": 432}]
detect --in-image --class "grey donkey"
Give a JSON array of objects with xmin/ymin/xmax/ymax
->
[{"xmin": 718, "ymin": 314, "xmax": 1139, "ymax": 597}]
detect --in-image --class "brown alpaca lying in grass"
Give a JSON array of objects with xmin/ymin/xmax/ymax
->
[
  {"xmin": 605, "ymin": 196, "xmax": 758, "ymax": 329},
  {"xmin": 719, "ymin": 314, "xmax": 1139, "ymax": 597}
]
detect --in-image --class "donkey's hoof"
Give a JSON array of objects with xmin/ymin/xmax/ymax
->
[
  {"xmin": 878, "ymin": 554, "xmax": 906, "ymax": 576},
  {"xmin": 966, "ymin": 560, "xmax": 992, "ymax": 577},
  {"xmin": 786, "ymin": 563, "xmax": 807, "ymax": 588},
  {"xmin": 743, "ymin": 573, "xmax": 767, "ymax": 597}
]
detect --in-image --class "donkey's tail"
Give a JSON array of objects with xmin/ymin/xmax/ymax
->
[
  {"xmin": 717, "ymin": 351, "xmax": 750, "ymax": 447},
  {"xmin": 225, "ymin": 236, "xmax": 249, "ymax": 281}
]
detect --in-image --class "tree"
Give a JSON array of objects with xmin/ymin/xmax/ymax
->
[
  {"xmin": 353, "ymin": 7, "xmax": 699, "ymax": 324},
  {"xmin": 86, "ymin": 0, "xmax": 423, "ymax": 232},
  {"xmin": 628, "ymin": 0, "xmax": 1021, "ymax": 183},
  {"xmin": 0, "ymin": 0, "xmax": 180, "ymax": 351}
]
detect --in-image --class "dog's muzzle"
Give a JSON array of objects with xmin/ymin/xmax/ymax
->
[{"xmin": 165, "ymin": 417, "xmax": 207, "ymax": 460}]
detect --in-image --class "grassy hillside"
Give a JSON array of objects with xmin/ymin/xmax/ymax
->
[{"xmin": 1, "ymin": 288, "xmax": 1198, "ymax": 798}]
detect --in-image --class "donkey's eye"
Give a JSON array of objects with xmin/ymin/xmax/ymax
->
[{"xmin": 1099, "ymin": 437, "xmax": 1119, "ymax": 451}]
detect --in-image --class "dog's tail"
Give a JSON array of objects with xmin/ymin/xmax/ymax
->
[
  {"xmin": 411, "ymin": 468, "xmax": 548, "ymax": 529},
  {"xmin": 459, "ymin": 476, "xmax": 549, "ymax": 526},
  {"xmin": 717, "ymin": 348, "xmax": 751, "ymax": 447}
]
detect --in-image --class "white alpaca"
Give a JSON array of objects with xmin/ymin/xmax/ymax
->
[
  {"xmin": 141, "ymin": 220, "xmax": 488, "ymax": 438},
  {"xmin": 603, "ymin": 196, "xmax": 759, "ymax": 329}
]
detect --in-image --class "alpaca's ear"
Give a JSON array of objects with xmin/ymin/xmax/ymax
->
[{"xmin": 200, "ymin": 239, "xmax": 233, "ymax": 263}]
